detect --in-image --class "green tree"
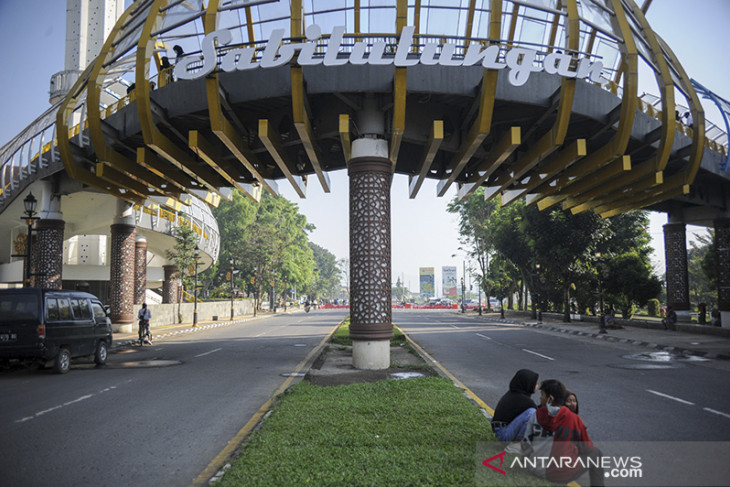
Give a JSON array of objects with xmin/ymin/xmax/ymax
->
[
  {"xmin": 446, "ymin": 189, "xmax": 497, "ymax": 305},
  {"xmin": 689, "ymin": 229, "xmax": 717, "ymax": 307},
  {"xmin": 166, "ymin": 224, "xmax": 199, "ymax": 321},
  {"xmin": 309, "ymin": 242, "xmax": 342, "ymax": 301},
  {"xmin": 603, "ymin": 251, "xmax": 662, "ymax": 318}
]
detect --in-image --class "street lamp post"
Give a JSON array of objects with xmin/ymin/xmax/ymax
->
[
  {"xmin": 477, "ymin": 276, "xmax": 482, "ymax": 316},
  {"xmin": 229, "ymin": 259, "xmax": 235, "ymax": 320},
  {"xmin": 193, "ymin": 246, "xmax": 199, "ymax": 326},
  {"xmin": 22, "ymin": 193, "xmax": 38, "ymax": 287},
  {"xmin": 535, "ymin": 264, "xmax": 542, "ymax": 324},
  {"xmin": 595, "ymin": 252, "xmax": 607, "ymax": 334}
]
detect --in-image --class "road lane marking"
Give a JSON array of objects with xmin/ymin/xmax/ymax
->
[
  {"xmin": 703, "ymin": 407, "xmax": 730, "ymax": 419},
  {"xmin": 194, "ymin": 348, "xmax": 222, "ymax": 358},
  {"xmin": 476, "ymin": 333, "xmax": 492, "ymax": 340},
  {"xmin": 521, "ymin": 349, "xmax": 555, "ymax": 361},
  {"xmin": 646, "ymin": 389, "xmax": 695, "ymax": 405},
  {"xmin": 15, "ymin": 383, "xmax": 127, "ymax": 423}
]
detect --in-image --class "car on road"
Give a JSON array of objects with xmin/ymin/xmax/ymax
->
[{"xmin": 0, "ymin": 288, "xmax": 113, "ymax": 373}]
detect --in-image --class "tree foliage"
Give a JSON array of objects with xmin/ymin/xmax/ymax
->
[
  {"xmin": 201, "ymin": 191, "xmax": 341, "ymax": 308},
  {"xmin": 448, "ymin": 192, "xmax": 662, "ymax": 318}
]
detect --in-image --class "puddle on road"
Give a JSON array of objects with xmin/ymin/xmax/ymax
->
[
  {"xmin": 609, "ymin": 363, "xmax": 678, "ymax": 370},
  {"xmin": 390, "ymin": 372, "xmax": 426, "ymax": 380},
  {"xmin": 106, "ymin": 360, "xmax": 182, "ymax": 368},
  {"xmin": 622, "ymin": 351, "xmax": 709, "ymax": 363}
]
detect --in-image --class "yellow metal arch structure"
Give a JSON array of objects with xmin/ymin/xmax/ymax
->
[
  {"xmin": 135, "ymin": 0, "xmax": 230, "ymax": 201},
  {"xmin": 533, "ymin": 0, "xmax": 639, "ymax": 212},
  {"xmin": 57, "ymin": 62, "xmax": 144, "ymax": 204},
  {"xmin": 565, "ymin": 0, "xmax": 676, "ymax": 214}
]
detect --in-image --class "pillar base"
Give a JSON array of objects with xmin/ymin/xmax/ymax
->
[
  {"xmin": 352, "ymin": 339, "xmax": 390, "ymax": 370},
  {"xmin": 113, "ymin": 323, "xmax": 134, "ymax": 334},
  {"xmin": 675, "ymin": 310, "xmax": 692, "ymax": 323},
  {"xmin": 721, "ymin": 312, "xmax": 730, "ymax": 329}
]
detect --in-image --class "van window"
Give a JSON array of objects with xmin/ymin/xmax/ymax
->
[
  {"xmin": 0, "ymin": 293, "xmax": 40, "ymax": 322},
  {"xmin": 57, "ymin": 298, "xmax": 72, "ymax": 321},
  {"xmin": 46, "ymin": 298, "xmax": 60, "ymax": 321},
  {"xmin": 90, "ymin": 302, "xmax": 107, "ymax": 320},
  {"xmin": 71, "ymin": 298, "xmax": 92, "ymax": 320}
]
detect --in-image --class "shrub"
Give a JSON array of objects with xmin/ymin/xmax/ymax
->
[{"xmin": 647, "ymin": 298, "xmax": 660, "ymax": 317}]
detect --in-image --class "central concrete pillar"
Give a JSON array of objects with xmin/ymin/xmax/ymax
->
[
  {"xmin": 134, "ymin": 235, "xmax": 148, "ymax": 304},
  {"xmin": 110, "ymin": 200, "xmax": 136, "ymax": 327},
  {"xmin": 35, "ymin": 219, "xmax": 65, "ymax": 289},
  {"xmin": 348, "ymin": 137, "xmax": 393, "ymax": 370},
  {"xmin": 663, "ymin": 222, "xmax": 690, "ymax": 321},
  {"xmin": 714, "ymin": 218, "xmax": 730, "ymax": 328}
]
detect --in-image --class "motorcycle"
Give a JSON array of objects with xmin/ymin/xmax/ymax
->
[{"xmin": 305, "ymin": 304, "xmax": 311, "ymax": 313}]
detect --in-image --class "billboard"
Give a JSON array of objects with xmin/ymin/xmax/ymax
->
[
  {"xmin": 419, "ymin": 267, "xmax": 435, "ymax": 298},
  {"xmin": 442, "ymin": 266, "xmax": 458, "ymax": 298}
]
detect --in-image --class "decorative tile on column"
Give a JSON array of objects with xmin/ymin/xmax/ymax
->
[
  {"xmin": 135, "ymin": 238, "xmax": 148, "ymax": 304},
  {"xmin": 348, "ymin": 157, "xmax": 393, "ymax": 341},
  {"xmin": 663, "ymin": 223, "xmax": 690, "ymax": 310},
  {"xmin": 715, "ymin": 218, "xmax": 730, "ymax": 311},
  {"xmin": 35, "ymin": 219, "xmax": 65, "ymax": 289},
  {"xmin": 163, "ymin": 265, "xmax": 179, "ymax": 304},
  {"xmin": 110, "ymin": 223, "xmax": 136, "ymax": 323}
]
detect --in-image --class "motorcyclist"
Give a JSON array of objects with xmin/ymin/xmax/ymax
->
[{"xmin": 137, "ymin": 303, "xmax": 152, "ymax": 345}]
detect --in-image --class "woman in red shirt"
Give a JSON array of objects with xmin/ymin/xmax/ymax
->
[{"xmin": 536, "ymin": 380, "xmax": 604, "ymax": 486}]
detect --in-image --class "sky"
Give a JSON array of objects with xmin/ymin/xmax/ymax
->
[{"xmin": 1, "ymin": 0, "xmax": 728, "ymax": 294}]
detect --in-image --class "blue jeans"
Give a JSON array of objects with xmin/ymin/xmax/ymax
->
[{"xmin": 493, "ymin": 408, "xmax": 535, "ymax": 442}]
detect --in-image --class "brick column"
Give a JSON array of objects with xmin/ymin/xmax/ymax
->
[
  {"xmin": 663, "ymin": 222, "xmax": 690, "ymax": 314},
  {"xmin": 110, "ymin": 223, "xmax": 136, "ymax": 323},
  {"xmin": 714, "ymin": 218, "xmax": 730, "ymax": 328},
  {"xmin": 34, "ymin": 219, "xmax": 65, "ymax": 289},
  {"xmin": 134, "ymin": 236, "xmax": 148, "ymax": 304},
  {"xmin": 163, "ymin": 265, "xmax": 179, "ymax": 304},
  {"xmin": 348, "ymin": 155, "xmax": 393, "ymax": 369}
]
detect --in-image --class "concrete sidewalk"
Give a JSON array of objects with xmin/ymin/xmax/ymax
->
[
  {"xmin": 473, "ymin": 311, "xmax": 730, "ymax": 360},
  {"xmin": 109, "ymin": 311, "xmax": 283, "ymax": 349}
]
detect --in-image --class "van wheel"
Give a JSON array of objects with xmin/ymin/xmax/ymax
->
[
  {"xmin": 54, "ymin": 348, "xmax": 71, "ymax": 374},
  {"xmin": 94, "ymin": 341, "xmax": 108, "ymax": 365}
]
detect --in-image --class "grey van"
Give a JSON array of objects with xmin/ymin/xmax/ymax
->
[{"xmin": 0, "ymin": 288, "xmax": 113, "ymax": 374}]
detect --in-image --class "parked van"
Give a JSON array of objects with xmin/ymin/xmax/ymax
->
[{"xmin": 0, "ymin": 288, "xmax": 113, "ymax": 374}]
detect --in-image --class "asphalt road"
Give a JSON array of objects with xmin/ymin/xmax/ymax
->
[
  {"xmin": 394, "ymin": 310, "xmax": 730, "ymax": 442},
  {"xmin": 0, "ymin": 310, "xmax": 345, "ymax": 487}
]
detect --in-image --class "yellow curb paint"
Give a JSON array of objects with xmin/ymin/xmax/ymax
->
[
  {"xmin": 395, "ymin": 324, "xmax": 495, "ymax": 416},
  {"xmin": 190, "ymin": 320, "xmax": 342, "ymax": 487}
]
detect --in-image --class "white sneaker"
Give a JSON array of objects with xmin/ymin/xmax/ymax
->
[{"xmin": 504, "ymin": 441, "xmax": 523, "ymax": 454}]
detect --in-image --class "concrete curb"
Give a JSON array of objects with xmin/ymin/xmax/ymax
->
[
  {"xmin": 110, "ymin": 314, "xmax": 275, "ymax": 350},
  {"xmin": 473, "ymin": 315, "xmax": 730, "ymax": 361}
]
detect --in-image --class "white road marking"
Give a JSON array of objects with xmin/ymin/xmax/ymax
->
[
  {"xmin": 703, "ymin": 407, "xmax": 730, "ymax": 419},
  {"xmin": 194, "ymin": 347, "xmax": 222, "ymax": 358},
  {"xmin": 15, "ymin": 385, "xmax": 123, "ymax": 423},
  {"xmin": 476, "ymin": 333, "xmax": 492, "ymax": 340},
  {"xmin": 521, "ymin": 349, "xmax": 555, "ymax": 361},
  {"xmin": 646, "ymin": 389, "xmax": 695, "ymax": 405}
]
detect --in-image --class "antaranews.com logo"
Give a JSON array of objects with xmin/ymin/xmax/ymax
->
[{"xmin": 476, "ymin": 441, "xmax": 730, "ymax": 487}]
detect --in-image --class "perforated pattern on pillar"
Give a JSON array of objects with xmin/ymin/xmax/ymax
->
[
  {"xmin": 110, "ymin": 223, "xmax": 136, "ymax": 323},
  {"xmin": 663, "ymin": 223, "xmax": 690, "ymax": 310},
  {"xmin": 134, "ymin": 240, "xmax": 148, "ymax": 304},
  {"xmin": 35, "ymin": 219, "xmax": 65, "ymax": 289},
  {"xmin": 715, "ymin": 219, "xmax": 730, "ymax": 311},
  {"xmin": 349, "ymin": 158, "xmax": 393, "ymax": 340}
]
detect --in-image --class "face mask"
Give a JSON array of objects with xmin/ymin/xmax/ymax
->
[{"xmin": 546, "ymin": 403, "xmax": 561, "ymax": 416}]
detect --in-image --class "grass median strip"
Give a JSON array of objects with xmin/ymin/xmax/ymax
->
[
  {"xmin": 216, "ymin": 320, "xmax": 551, "ymax": 486},
  {"xmin": 218, "ymin": 377, "xmax": 492, "ymax": 486}
]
